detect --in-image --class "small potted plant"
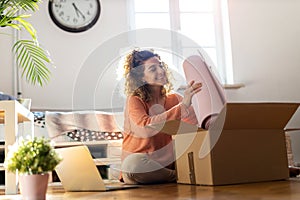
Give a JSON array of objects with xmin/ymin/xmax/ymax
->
[{"xmin": 4, "ymin": 137, "xmax": 62, "ymax": 200}]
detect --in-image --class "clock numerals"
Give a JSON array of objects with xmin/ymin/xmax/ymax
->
[
  {"xmin": 73, "ymin": 18, "xmax": 78, "ymax": 24},
  {"xmin": 89, "ymin": 3, "xmax": 94, "ymax": 9},
  {"xmin": 58, "ymin": 11, "xmax": 64, "ymax": 18}
]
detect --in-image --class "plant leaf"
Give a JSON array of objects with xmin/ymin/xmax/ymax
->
[{"xmin": 13, "ymin": 40, "xmax": 52, "ymax": 86}]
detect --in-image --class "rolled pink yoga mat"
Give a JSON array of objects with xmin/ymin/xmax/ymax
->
[{"xmin": 183, "ymin": 55, "xmax": 226, "ymax": 128}]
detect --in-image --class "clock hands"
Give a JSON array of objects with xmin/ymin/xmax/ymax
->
[{"xmin": 72, "ymin": 3, "xmax": 86, "ymax": 20}]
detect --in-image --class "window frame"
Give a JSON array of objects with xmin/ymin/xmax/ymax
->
[{"xmin": 126, "ymin": 0, "xmax": 233, "ymax": 84}]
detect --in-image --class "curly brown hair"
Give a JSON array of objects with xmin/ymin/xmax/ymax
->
[{"xmin": 123, "ymin": 49, "xmax": 173, "ymax": 102}]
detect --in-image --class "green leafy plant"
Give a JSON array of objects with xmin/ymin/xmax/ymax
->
[
  {"xmin": 0, "ymin": 0, "xmax": 52, "ymax": 86},
  {"xmin": 4, "ymin": 137, "xmax": 62, "ymax": 174}
]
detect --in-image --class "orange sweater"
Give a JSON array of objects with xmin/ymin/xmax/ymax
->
[{"xmin": 122, "ymin": 93, "xmax": 198, "ymax": 169}]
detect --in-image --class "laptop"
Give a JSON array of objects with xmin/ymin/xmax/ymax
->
[{"xmin": 55, "ymin": 145, "xmax": 139, "ymax": 191}]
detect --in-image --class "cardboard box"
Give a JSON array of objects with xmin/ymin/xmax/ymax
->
[{"xmin": 149, "ymin": 103, "xmax": 300, "ymax": 185}]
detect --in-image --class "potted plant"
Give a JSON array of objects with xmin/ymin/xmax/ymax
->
[
  {"xmin": 4, "ymin": 137, "xmax": 62, "ymax": 200},
  {"xmin": 0, "ymin": 0, "xmax": 53, "ymax": 86}
]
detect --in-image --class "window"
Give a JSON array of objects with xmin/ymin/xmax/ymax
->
[{"xmin": 126, "ymin": 0, "xmax": 233, "ymax": 85}]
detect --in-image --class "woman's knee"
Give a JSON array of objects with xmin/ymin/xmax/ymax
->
[
  {"xmin": 122, "ymin": 153, "xmax": 164, "ymax": 174},
  {"xmin": 121, "ymin": 153, "xmax": 147, "ymax": 173}
]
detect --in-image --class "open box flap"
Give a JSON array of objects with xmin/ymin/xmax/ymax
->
[
  {"xmin": 220, "ymin": 103, "xmax": 300, "ymax": 130},
  {"xmin": 147, "ymin": 120, "xmax": 201, "ymax": 135},
  {"xmin": 147, "ymin": 102, "xmax": 300, "ymax": 135}
]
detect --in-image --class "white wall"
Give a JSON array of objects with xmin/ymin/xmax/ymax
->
[
  {"xmin": 0, "ymin": 28, "xmax": 15, "ymax": 95},
  {"xmin": 1, "ymin": 0, "xmax": 300, "ymax": 110},
  {"xmin": 226, "ymin": 0, "xmax": 300, "ymax": 102},
  {"xmin": 17, "ymin": 0, "xmax": 129, "ymax": 110}
]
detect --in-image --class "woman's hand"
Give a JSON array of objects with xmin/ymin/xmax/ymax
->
[{"xmin": 182, "ymin": 80, "xmax": 202, "ymax": 107}]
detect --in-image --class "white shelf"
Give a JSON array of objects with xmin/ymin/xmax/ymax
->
[
  {"xmin": 53, "ymin": 140, "xmax": 122, "ymax": 148},
  {"xmin": 0, "ymin": 100, "xmax": 34, "ymax": 194},
  {"xmin": 0, "ymin": 145, "xmax": 5, "ymax": 171},
  {"xmin": 94, "ymin": 157, "xmax": 121, "ymax": 166},
  {"xmin": 0, "ymin": 163, "xmax": 4, "ymax": 171}
]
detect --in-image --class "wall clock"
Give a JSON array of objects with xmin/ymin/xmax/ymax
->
[{"xmin": 48, "ymin": 0, "xmax": 101, "ymax": 33}]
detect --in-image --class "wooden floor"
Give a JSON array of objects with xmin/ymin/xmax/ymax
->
[{"xmin": 1, "ymin": 178, "xmax": 300, "ymax": 200}]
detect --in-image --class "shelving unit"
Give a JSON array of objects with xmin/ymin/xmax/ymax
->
[
  {"xmin": 0, "ymin": 100, "xmax": 34, "ymax": 194},
  {"xmin": 0, "ymin": 144, "xmax": 4, "ymax": 188},
  {"xmin": 0, "ymin": 102, "xmax": 124, "ymax": 191},
  {"xmin": 0, "ymin": 144, "xmax": 4, "ymax": 171}
]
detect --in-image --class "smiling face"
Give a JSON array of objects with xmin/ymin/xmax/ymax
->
[
  {"xmin": 124, "ymin": 49, "xmax": 173, "ymax": 101},
  {"xmin": 142, "ymin": 56, "xmax": 167, "ymax": 86}
]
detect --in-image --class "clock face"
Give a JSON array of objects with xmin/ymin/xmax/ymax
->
[{"xmin": 48, "ymin": 0, "xmax": 101, "ymax": 33}]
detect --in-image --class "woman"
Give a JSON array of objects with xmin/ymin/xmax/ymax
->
[{"xmin": 120, "ymin": 49, "xmax": 202, "ymax": 184}]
